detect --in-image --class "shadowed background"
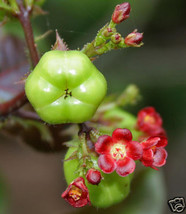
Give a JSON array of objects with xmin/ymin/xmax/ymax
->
[{"xmin": 0, "ymin": 0, "xmax": 186, "ymax": 213}]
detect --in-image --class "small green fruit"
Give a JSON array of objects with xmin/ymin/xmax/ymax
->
[{"xmin": 25, "ymin": 50, "xmax": 107, "ymax": 124}]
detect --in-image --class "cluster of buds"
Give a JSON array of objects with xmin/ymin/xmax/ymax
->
[{"xmin": 82, "ymin": 2, "xmax": 143, "ymax": 59}]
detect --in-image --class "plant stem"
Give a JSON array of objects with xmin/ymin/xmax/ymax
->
[
  {"xmin": 17, "ymin": 1, "xmax": 39, "ymax": 67},
  {"xmin": 0, "ymin": 1, "xmax": 40, "ymax": 117},
  {"xmin": 12, "ymin": 109, "xmax": 42, "ymax": 121}
]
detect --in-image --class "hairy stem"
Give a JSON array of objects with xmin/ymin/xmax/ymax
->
[
  {"xmin": 0, "ymin": 1, "xmax": 40, "ymax": 117},
  {"xmin": 17, "ymin": 1, "xmax": 39, "ymax": 67}
]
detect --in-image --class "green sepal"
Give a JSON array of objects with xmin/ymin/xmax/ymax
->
[{"xmin": 64, "ymin": 147, "xmax": 132, "ymax": 208}]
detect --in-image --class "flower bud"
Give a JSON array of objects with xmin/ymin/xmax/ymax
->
[
  {"xmin": 124, "ymin": 30, "xmax": 143, "ymax": 47},
  {"xmin": 61, "ymin": 177, "xmax": 91, "ymax": 207},
  {"xmin": 86, "ymin": 169, "xmax": 102, "ymax": 185},
  {"xmin": 112, "ymin": 2, "xmax": 131, "ymax": 24},
  {"xmin": 102, "ymin": 27, "xmax": 116, "ymax": 37},
  {"xmin": 111, "ymin": 33, "xmax": 122, "ymax": 44}
]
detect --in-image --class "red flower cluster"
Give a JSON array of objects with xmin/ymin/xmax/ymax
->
[
  {"xmin": 62, "ymin": 177, "xmax": 91, "ymax": 208},
  {"xmin": 137, "ymin": 107, "xmax": 166, "ymax": 136},
  {"xmin": 140, "ymin": 136, "xmax": 168, "ymax": 170},
  {"xmin": 112, "ymin": 2, "xmax": 131, "ymax": 24},
  {"xmin": 95, "ymin": 128, "xmax": 143, "ymax": 177}
]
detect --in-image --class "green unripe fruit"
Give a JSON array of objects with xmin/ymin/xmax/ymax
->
[
  {"xmin": 64, "ymin": 147, "xmax": 132, "ymax": 208},
  {"xmin": 25, "ymin": 50, "xmax": 107, "ymax": 124}
]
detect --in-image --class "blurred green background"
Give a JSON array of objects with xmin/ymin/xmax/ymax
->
[{"xmin": 0, "ymin": 0, "xmax": 186, "ymax": 213}]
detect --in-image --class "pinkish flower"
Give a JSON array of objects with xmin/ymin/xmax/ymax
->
[
  {"xmin": 124, "ymin": 30, "xmax": 143, "ymax": 47},
  {"xmin": 112, "ymin": 2, "xmax": 131, "ymax": 24},
  {"xmin": 86, "ymin": 168, "xmax": 102, "ymax": 185},
  {"xmin": 140, "ymin": 136, "xmax": 168, "ymax": 170},
  {"xmin": 95, "ymin": 128, "xmax": 143, "ymax": 177},
  {"xmin": 61, "ymin": 177, "xmax": 91, "ymax": 207},
  {"xmin": 137, "ymin": 106, "xmax": 166, "ymax": 136}
]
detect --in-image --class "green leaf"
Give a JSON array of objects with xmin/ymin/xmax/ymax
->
[
  {"xmin": 0, "ymin": 2, "xmax": 12, "ymax": 11},
  {"xmin": 64, "ymin": 147, "xmax": 132, "ymax": 208}
]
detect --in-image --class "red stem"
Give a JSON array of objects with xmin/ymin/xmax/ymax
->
[
  {"xmin": 0, "ymin": 1, "xmax": 40, "ymax": 117},
  {"xmin": 17, "ymin": 2, "xmax": 39, "ymax": 67}
]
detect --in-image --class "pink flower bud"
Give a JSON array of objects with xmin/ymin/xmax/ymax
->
[
  {"xmin": 112, "ymin": 2, "xmax": 131, "ymax": 24},
  {"xmin": 86, "ymin": 169, "xmax": 102, "ymax": 185},
  {"xmin": 124, "ymin": 30, "xmax": 143, "ymax": 47}
]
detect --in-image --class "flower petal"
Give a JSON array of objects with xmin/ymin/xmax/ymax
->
[
  {"xmin": 156, "ymin": 136, "xmax": 168, "ymax": 148},
  {"xmin": 141, "ymin": 136, "xmax": 160, "ymax": 150},
  {"xmin": 95, "ymin": 135, "xmax": 113, "ymax": 154},
  {"xmin": 98, "ymin": 154, "xmax": 116, "ymax": 174},
  {"xmin": 112, "ymin": 128, "xmax": 132, "ymax": 144},
  {"xmin": 126, "ymin": 141, "xmax": 143, "ymax": 160},
  {"xmin": 141, "ymin": 149, "xmax": 154, "ymax": 167},
  {"xmin": 116, "ymin": 157, "xmax": 135, "ymax": 177},
  {"xmin": 61, "ymin": 177, "xmax": 91, "ymax": 207},
  {"xmin": 153, "ymin": 148, "xmax": 168, "ymax": 167},
  {"xmin": 137, "ymin": 107, "xmax": 163, "ymax": 135}
]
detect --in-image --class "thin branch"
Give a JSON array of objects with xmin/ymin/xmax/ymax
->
[
  {"xmin": 0, "ymin": 1, "xmax": 40, "ymax": 117},
  {"xmin": 12, "ymin": 109, "xmax": 42, "ymax": 121},
  {"xmin": 17, "ymin": 1, "xmax": 39, "ymax": 67}
]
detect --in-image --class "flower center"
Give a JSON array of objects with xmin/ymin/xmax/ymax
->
[
  {"xmin": 144, "ymin": 115, "xmax": 155, "ymax": 124},
  {"xmin": 110, "ymin": 143, "xmax": 126, "ymax": 160},
  {"xmin": 69, "ymin": 186, "xmax": 82, "ymax": 201},
  {"xmin": 64, "ymin": 88, "xmax": 72, "ymax": 99}
]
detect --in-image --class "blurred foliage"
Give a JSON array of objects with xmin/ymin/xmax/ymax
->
[{"xmin": 0, "ymin": 175, "xmax": 8, "ymax": 214}]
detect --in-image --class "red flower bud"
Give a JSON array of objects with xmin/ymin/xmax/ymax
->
[
  {"xmin": 102, "ymin": 27, "xmax": 116, "ymax": 37},
  {"xmin": 137, "ymin": 106, "xmax": 166, "ymax": 136},
  {"xmin": 95, "ymin": 128, "xmax": 143, "ymax": 177},
  {"xmin": 140, "ymin": 136, "xmax": 168, "ymax": 170},
  {"xmin": 111, "ymin": 33, "xmax": 122, "ymax": 44},
  {"xmin": 86, "ymin": 169, "xmax": 102, "ymax": 185},
  {"xmin": 61, "ymin": 177, "xmax": 91, "ymax": 207},
  {"xmin": 112, "ymin": 2, "xmax": 131, "ymax": 24},
  {"xmin": 125, "ymin": 30, "xmax": 143, "ymax": 47}
]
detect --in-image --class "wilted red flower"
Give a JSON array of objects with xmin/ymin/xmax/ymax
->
[
  {"xmin": 95, "ymin": 128, "xmax": 143, "ymax": 177},
  {"xmin": 61, "ymin": 177, "xmax": 91, "ymax": 207},
  {"xmin": 112, "ymin": 2, "xmax": 131, "ymax": 24},
  {"xmin": 86, "ymin": 168, "xmax": 102, "ymax": 185},
  {"xmin": 124, "ymin": 30, "xmax": 143, "ymax": 47},
  {"xmin": 140, "ymin": 136, "xmax": 168, "ymax": 170},
  {"xmin": 137, "ymin": 106, "xmax": 166, "ymax": 136}
]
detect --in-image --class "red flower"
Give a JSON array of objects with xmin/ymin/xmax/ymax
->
[
  {"xmin": 95, "ymin": 128, "xmax": 143, "ymax": 177},
  {"xmin": 124, "ymin": 30, "xmax": 143, "ymax": 47},
  {"xmin": 140, "ymin": 136, "xmax": 168, "ymax": 170},
  {"xmin": 86, "ymin": 168, "xmax": 102, "ymax": 185},
  {"xmin": 61, "ymin": 177, "xmax": 91, "ymax": 207},
  {"xmin": 112, "ymin": 2, "xmax": 131, "ymax": 24},
  {"xmin": 137, "ymin": 106, "xmax": 166, "ymax": 136}
]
